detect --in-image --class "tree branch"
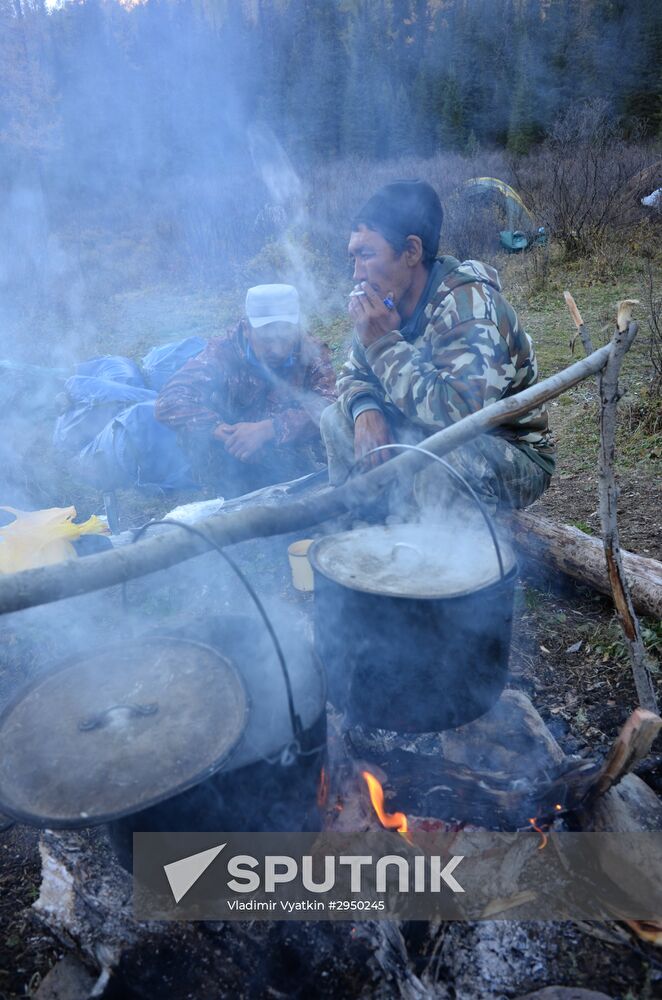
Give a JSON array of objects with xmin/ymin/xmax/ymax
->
[
  {"xmin": 569, "ymin": 293, "xmax": 658, "ymax": 713},
  {"xmin": 564, "ymin": 290, "xmax": 594, "ymax": 354},
  {"xmin": 0, "ymin": 341, "xmax": 614, "ymax": 616}
]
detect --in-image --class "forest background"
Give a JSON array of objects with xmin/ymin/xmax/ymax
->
[{"xmin": 0, "ymin": 0, "xmax": 660, "ymax": 367}]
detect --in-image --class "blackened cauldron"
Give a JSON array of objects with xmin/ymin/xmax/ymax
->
[
  {"xmin": 0, "ymin": 613, "xmax": 326, "ymax": 871},
  {"xmin": 310, "ymin": 523, "xmax": 516, "ymax": 732}
]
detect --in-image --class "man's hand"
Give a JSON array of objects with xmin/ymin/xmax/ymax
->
[
  {"xmin": 354, "ymin": 410, "xmax": 393, "ymax": 470},
  {"xmin": 349, "ymin": 282, "xmax": 401, "ymax": 348},
  {"xmin": 213, "ymin": 420, "xmax": 275, "ymax": 462}
]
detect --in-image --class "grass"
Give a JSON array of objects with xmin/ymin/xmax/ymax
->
[
  {"xmin": 309, "ymin": 312, "xmax": 353, "ymax": 366},
  {"xmin": 495, "ymin": 238, "xmax": 662, "ymax": 477}
]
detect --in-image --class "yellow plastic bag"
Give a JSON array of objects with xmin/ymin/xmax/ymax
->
[{"xmin": 0, "ymin": 506, "xmax": 109, "ymax": 573}]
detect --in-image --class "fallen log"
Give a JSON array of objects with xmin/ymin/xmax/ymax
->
[{"xmin": 508, "ymin": 510, "xmax": 662, "ymax": 620}]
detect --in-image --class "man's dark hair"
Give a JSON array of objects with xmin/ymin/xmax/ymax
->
[{"xmin": 352, "ymin": 180, "xmax": 443, "ymax": 266}]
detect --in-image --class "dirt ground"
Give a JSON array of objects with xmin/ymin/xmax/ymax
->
[{"xmin": 0, "ymin": 827, "xmax": 60, "ymax": 997}]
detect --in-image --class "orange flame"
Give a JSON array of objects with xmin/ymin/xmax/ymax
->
[
  {"xmin": 362, "ymin": 770, "xmax": 408, "ymax": 834},
  {"xmin": 528, "ymin": 817, "xmax": 548, "ymax": 850}
]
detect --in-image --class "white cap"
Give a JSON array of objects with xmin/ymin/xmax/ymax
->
[{"xmin": 245, "ymin": 284, "xmax": 300, "ymax": 329}]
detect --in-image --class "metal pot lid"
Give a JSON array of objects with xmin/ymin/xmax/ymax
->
[
  {"xmin": 309, "ymin": 523, "xmax": 516, "ymax": 599},
  {"xmin": 0, "ymin": 637, "xmax": 248, "ymax": 828}
]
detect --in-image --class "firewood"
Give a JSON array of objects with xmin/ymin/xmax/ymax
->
[
  {"xmin": 575, "ymin": 774, "xmax": 662, "ymax": 941},
  {"xmin": 581, "ymin": 709, "xmax": 662, "ymax": 807},
  {"xmin": 334, "ymin": 691, "xmax": 602, "ymax": 829},
  {"xmin": 507, "ymin": 511, "xmax": 662, "ymax": 620},
  {"xmin": 622, "ymin": 918, "xmax": 662, "ymax": 946}
]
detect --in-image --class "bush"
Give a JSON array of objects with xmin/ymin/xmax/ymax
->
[{"xmin": 512, "ymin": 99, "xmax": 654, "ymax": 260}]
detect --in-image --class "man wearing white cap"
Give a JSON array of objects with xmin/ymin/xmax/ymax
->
[{"xmin": 155, "ymin": 284, "xmax": 336, "ymax": 496}]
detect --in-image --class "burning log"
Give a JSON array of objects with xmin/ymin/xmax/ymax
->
[
  {"xmin": 581, "ymin": 708, "xmax": 662, "ymax": 808},
  {"xmin": 507, "ymin": 511, "xmax": 662, "ymax": 620},
  {"xmin": 327, "ymin": 691, "xmax": 603, "ymax": 833},
  {"xmin": 329, "ymin": 695, "xmax": 662, "ymax": 843}
]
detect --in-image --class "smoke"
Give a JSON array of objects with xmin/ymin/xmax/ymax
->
[
  {"xmin": 247, "ymin": 122, "xmax": 320, "ymax": 320},
  {"xmin": 0, "ymin": 0, "xmax": 655, "ymax": 859}
]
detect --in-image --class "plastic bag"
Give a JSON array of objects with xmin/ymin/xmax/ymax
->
[
  {"xmin": 75, "ymin": 401, "xmax": 195, "ymax": 492},
  {"xmin": 76, "ymin": 355, "xmax": 145, "ymax": 387},
  {"xmin": 0, "ymin": 506, "xmax": 110, "ymax": 573},
  {"xmin": 53, "ymin": 377, "xmax": 156, "ymax": 455},
  {"xmin": 141, "ymin": 336, "xmax": 206, "ymax": 391}
]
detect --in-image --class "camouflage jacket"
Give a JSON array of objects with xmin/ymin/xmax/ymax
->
[
  {"xmin": 338, "ymin": 256, "xmax": 554, "ymax": 471},
  {"xmin": 155, "ymin": 322, "xmax": 337, "ymax": 446}
]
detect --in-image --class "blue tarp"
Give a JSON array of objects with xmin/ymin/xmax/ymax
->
[
  {"xmin": 75, "ymin": 355, "xmax": 144, "ymax": 386},
  {"xmin": 141, "ymin": 336, "xmax": 206, "ymax": 391},
  {"xmin": 76, "ymin": 402, "xmax": 195, "ymax": 492},
  {"xmin": 53, "ymin": 376, "xmax": 157, "ymax": 455},
  {"xmin": 53, "ymin": 336, "xmax": 204, "ymax": 491}
]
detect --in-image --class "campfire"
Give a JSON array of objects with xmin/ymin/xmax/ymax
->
[
  {"xmin": 17, "ymin": 563, "xmax": 662, "ymax": 997},
  {"xmin": 27, "ymin": 686, "xmax": 662, "ymax": 998},
  {"xmin": 324, "ymin": 693, "xmax": 662, "ymax": 865}
]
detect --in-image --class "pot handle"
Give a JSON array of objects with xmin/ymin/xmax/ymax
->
[
  {"xmin": 78, "ymin": 702, "xmax": 159, "ymax": 732},
  {"xmin": 125, "ymin": 519, "xmax": 311, "ymax": 764},
  {"xmin": 356, "ymin": 443, "xmax": 507, "ymax": 581}
]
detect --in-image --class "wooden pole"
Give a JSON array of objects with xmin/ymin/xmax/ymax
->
[
  {"xmin": 565, "ymin": 293, "xmax": 658, "ymax": 713},
  {"xmin": 0, "ymin": 341, "xmax": 614, "ymax": 616},
  {"xmin": 598, "ymin": 319, "xmax": 658, "ymax": 712}
]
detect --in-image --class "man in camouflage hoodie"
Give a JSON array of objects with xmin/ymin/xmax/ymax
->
[
  {"xmin": 321, "ymin": 180, "xmax": 554, "ymax": 512},
  {"xmin": 156, "ymin": 284, "xmax": 336, "ymax": 497}
]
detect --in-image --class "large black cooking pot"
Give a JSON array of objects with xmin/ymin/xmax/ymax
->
[
  {"xmin": 0, "ymin": 612, "xmax": 326, "ymax": 871},
  {"xmin": 310, "ymin": 521, "xmax": 517, "ymax": 733}
]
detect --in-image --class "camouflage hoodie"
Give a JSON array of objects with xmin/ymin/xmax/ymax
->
[{"xmin": 337, "ymin": 256, "xmax": 554, "ymax": 472}]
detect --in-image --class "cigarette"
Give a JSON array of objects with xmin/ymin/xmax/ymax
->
[{"xmin": 349, "ymin": 287, "xmax": 395, "ymax": 310}]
